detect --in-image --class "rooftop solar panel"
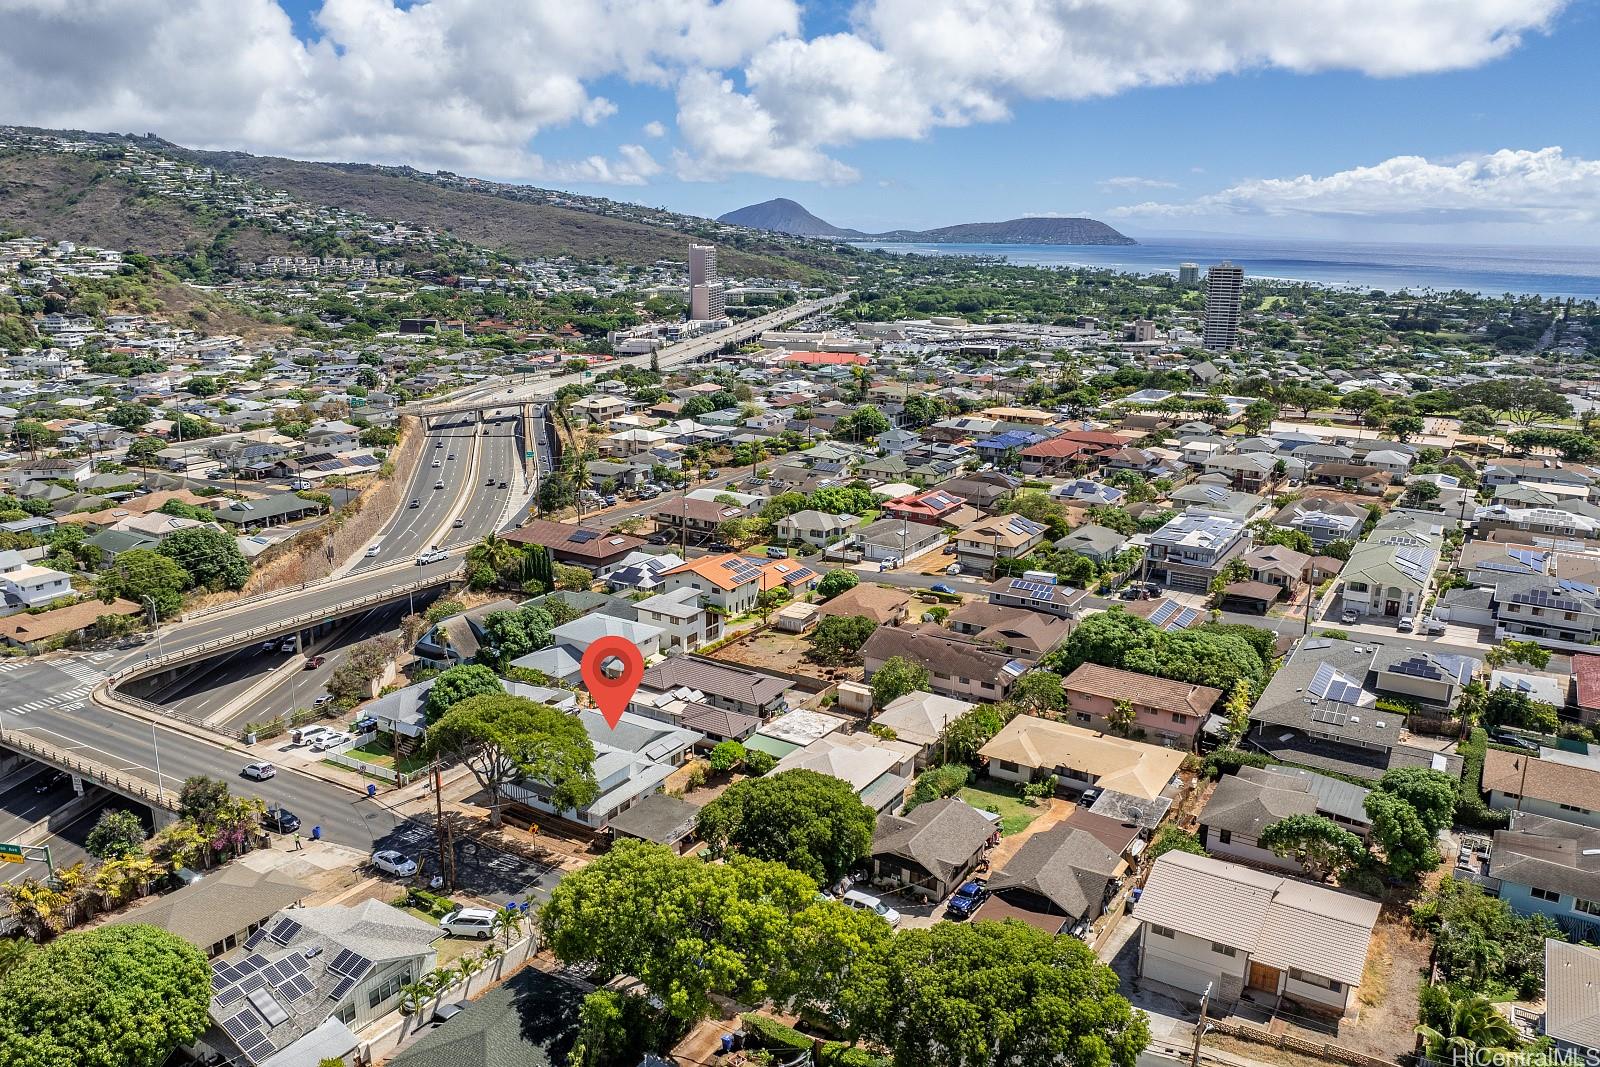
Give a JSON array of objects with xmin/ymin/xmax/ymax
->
[
  {"xmin": 242, "ymin": 928, "xmax": 269, "ymax": 950},
  {"xmin": 222, "ymin": 1009, "xmax": 262, "ymax": 1041},
  {"xmin": 268, "ymin": 918, "xmax": 302, "ymax": 945},
  {"xmin": 328, "ymin": 975, "xmax": 357, "ymax": 1002},
  {"xmin": 569, "ymin": 528, "xmax": 599, "ymax": 543}
]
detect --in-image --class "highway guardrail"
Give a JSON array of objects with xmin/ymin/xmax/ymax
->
[{"xmin": 0, "ymin": 729, "xmax": 179, "ymax": 813}]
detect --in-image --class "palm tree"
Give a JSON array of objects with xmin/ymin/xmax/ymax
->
[
  {"xmin": 1, "ymin": 878, "xmax": 67, "ymax": 939},
  {"xmin": 92, "ymin": 857, "xmax": 136, "ymax": 912},
  {"xmin": 398, "ymin": 981, "xmax": 433, "ymax": 1016},
  {"xmin": 153, "ymin": 819, "xmax": 208, "ymax": 871},
  {"xmin": 468, "ymin": 533, "xmax": 522, "ymax": 581},
  {"xmin": 456, "ymin": 953, "xmax": 484, "ymax": 988},
  {"xmin": 427, "ymin": 965, "xmax": 459, "ymax": 995},
  {"xmin": 1418, "ymin": 992, "xmax": 1521, "ymax": 1059},
  {"xmin": 120, "ymin": 854, "xmax": 165, "ymax": 898},
  {"xmin": 52, "ymin": 862, "xmax": 90, "ymax": 929},
  {"xmin": 491, "ymin": 908, "xmax": 522, "ymax": 946},
  {"xmin": 0, "ymin": 937, "xmax": 33, "ymax": 980}
]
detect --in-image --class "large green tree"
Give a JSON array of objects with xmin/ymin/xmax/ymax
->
[
  {"xmin": 0, "ymin": 924, "xmax": 210, "ymax": 1067},
  {"xmin": 422, "ymin": 664, "xmax": 504, "ymax": 722},
  {"xmin": 1375, "ymin": 768, "xmax": 1457, "ymax": 834},
  {"xmin": 864, "ymin": 921, "xmax": 1149, "ymax": 1067},
  {"xmin": 422, "ymin": 694, "xmax": 597, "ymax": 824},
  {"xmin": 870, "ymin": 655, "xmax": 930, "ymax": 709},
  {"xmin": 1365, "ymin": 791, "xmax": 1440, "ymax": 880},
  {"xmin": 696, "ymin": 769, "xmax": 876, "ymax": 885},
  {"xmin": 157, "ymin": 527, "xmax": 250, "ymax": 591},
  {"xmin": 1257, "ymin": 814, "xmax": 1367, "ymax": 881},
  {"xmin": 85, "ymin": 809, "xmax": 147, "ymax": 860},
  {"xmin": 808, "ymin": 614, "xmax": 878, "ymax": 665},
  {"xmin": 476, "ymin": 605, "xmax": 554, "ymax": 671},
  {"xmin": 97, "ymin": 549, "xmax": 189, "ymax": 618}
]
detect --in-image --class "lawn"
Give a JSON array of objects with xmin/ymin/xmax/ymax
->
[
  {"xmin": 343, "ymin": 739, "xmax": 430, "ymax": 775},
  {"xmin": 957, "ymin": 782, "xmax": 1041, "ymax": 836}
]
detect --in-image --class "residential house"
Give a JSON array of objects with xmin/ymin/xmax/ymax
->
[
  {"xmin": 946, "ymin": 602, "xmax": 1071, "ymax": 659},
  {"xmin": 1337, "ymin": 527, "xmax": 1439, "ymax": 619},
  {"xmin": 882, "ymin": 489, "xmax": 979, "ymax": 530},
  {"xmin": 931, "ymin": 472, "xmax": 1019, "ymax": 511},
  {"xmin": 1060, "ymin": 663, "xmax": 1222, "ymax": 748},
  {"xmin": 1575, "ymin": 654, "xmax": 1600, "ymax": 725},
  {"xmin": 1490, "ymin": 574, "xmax": 1600, "ymax": 649},
  {"xmin": 775, "ymin": 509, "xmax": 861, "ymax": 549},
  {"xmin": 953, "ymin": 514, "xmax": 1048, "ymax": 576},
  {"xmin": 1466, "ymin": 813, "xmax": 1600, "ymax": 940},
  {"xmin": 1203, "ymin": 452, "xmax": 1280, "ymax": 492},
  {"xmin": 1144, "ymin": 514, "xmax": 1248, "ymax": 592},
  {"xmin": 502, "ymin": 520, "xmax": 645, "ymax": 571},
  {"xmin": 511, "ymin": 614, "xmax": 666, "ymax": 684},
  {"xmin": 773, "ymin": 731, "xmax": 917, "ymax": 813},
  {"xmin": 1056, "ymin": 524, "xmax": 1129, "ymax": 563},
  {"xmin": 1050, "ymin": 479, "xmax": 1124, "ymax": 508},
  {"xmin": 661, "ymin": 553, "xmax": 819, "ymax": 614},
  {"xmin": 636, "ymin": 656, "xmax": 792, "ymax": 719},
  {"xmin": 855, "ymin": 517, "xmax": 944, "ymax": 564},
  {"xmin": 385, "ymin": 966, "xmax": 583, "ymax": 1067},
  {"xmin": 1308, "ymin": 463, "xmax": 1392, "ymax": 495},
  {"xmin": 860, "ymin": 624, "xmax": 1024, "ymax": 703},
  {"xmin": 1475, "ymin": 504, "xmax": 1600, "ymax": 542},
  {"xmin": 648, "ymin": 497, "xmax": 747, "ymax": 545},
  {"xmin": 634, "ymin": 586, "xmax": 717, "ymax": 652},
  {"xmin": 872, "ymin": 691, "xmax": 975, "ymax": 767},
  {"xmin": 0, "ymin": 564, "xmax": 73, "ymax": 608},
  {"xmin": 413, "ymin": 597, "xmax": 522, "ymax": 668},
  {"xmin": 1169, "ymin": 484, "xmax": 1263, "ymax": 521},
  {"xmin": 817, "ymin": 583, "xmax": 916, "ymax": 626},
  {"xmin": 1275, "ymin": 496, "xmax": 1367, "ymax": 548},
  {"xmin": 1020, "ymin": 438, "xmax": 1104, "ymax": 476},
  {"xmin": 973, "ymin": 822, "xmax": 1127, "ymax": 937},
  {"xmin": 978, "ymin": 715, "xmax": 1186, "ymax": 801},
  {"xmin": 1542, "ymin": 940, "xmax": 1600, "ymax": 1060},
  {"xmin": 1198, "ymin": 766, "xmax": 1371, "ymax": 871},
  {"xmin": 1482, "ymin": 748, "xmax": 1600, "ymax": 830},
  {"xmin": 869, "ymin": 798, "xmax": 996, "ymax": 900},
  {"xmin": 105, "ymin": 864, "xmax": 309, "ymax": 960},
  {"xmin": 604, "ymin": 552, "xmax": 685, "ymax": 594},
  {"xmin": 1243, "ymin": 544, "xmax": 1312, "ymax": 593},
  {"xmin": 0, "ymin": 596, "xmax": 141, "ymax": 650},
  {"xmin": 1135, "ymin": 850, "xmax": 1380, "ymax": 1017},
  {"xmin": 984, "ymin": 574, "xmax": 1086, "ymax": 620}
]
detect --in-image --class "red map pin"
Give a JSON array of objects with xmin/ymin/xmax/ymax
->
[{"xmin": 580, "ymin": 635, "xmax": 645, "ymax": 729}]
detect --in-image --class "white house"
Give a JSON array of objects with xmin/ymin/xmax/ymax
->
[
  {"xmin": 0, "ymin": 564, "xmax": 74, "ymax": 608},
  {"xmin": 634, "ymin": 586, "xmax": 716, "ymax": 653}
]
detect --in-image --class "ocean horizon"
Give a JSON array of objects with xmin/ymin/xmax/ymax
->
[{"xmin": 852, "ymin": 236, "xmax": 1600, "ymax": 301}]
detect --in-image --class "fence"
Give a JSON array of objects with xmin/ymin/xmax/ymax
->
[
  {"xmin": 1208, "ymin": 1017, "xmax": 1403, "ymax": 1067},
  {"xmin": 0, "ymin": 728, "xmax": 179, "ymax": 813},
  {"xmin": 321, "ymin": 730, "xmax": 409, "ymax": 785}
]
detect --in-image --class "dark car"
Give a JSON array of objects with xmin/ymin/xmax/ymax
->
[
  {"xmin": 647, "ymin": 531, "xmax": 673, "ymax": 545},
  {"xmin": 304, "ymin": 655, "xmax": 326, "ymax": 670},
  {"xmin": 930, "ymin": 583, "xmax": 957, "ymax": 594},
  {"xmin": 946, "ymin": 879, "xmax": 988, "ymax": 920},
  {"xmin": 1077, "ymin": 787, "xmax": 1103, "ymax": 808},
  {"xmin": 31, "ymin": 770, "xmax": 69, "ymax": 795},
  {"xmin": 1493, "ymin": 732, "xmax": 1540, "ymax": 752},
  {"xmin": 263, "ymin": 808, "xmax": 301, "ymax": 834}
]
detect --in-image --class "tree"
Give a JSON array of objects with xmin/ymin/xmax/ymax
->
[
  {"xmin": 708, "ymin": 740, "xmax": 746, "ymax": 772},
  {"xmin": 808, "ymin": 614, "xmax": 878, "ymax": 665},
  {"xmin": 1242, "ymin": 398, "xmax": 1278, "ymax": 432},
  {"xmin": 1365, "ymin": 791, "xmax": 1440, "ymax": 880},
  {"xmin": 1258, "ymin": 814, "xmax": 1367, "ymax": 881},
  {"xmin": 97, "ymin": 549, "xmax": 189, "ymax": 618},
  {"xmin": 1009, "ymin": 671, "xmax": 1064, "ymax": 713},
  {"xmin": 696, "ymin": 769, "xmax": 876, "ymax": 885},
  {"xmin": 541, "ymin": 840, "xmax": 818, "ymax": 1027},
  {"xmin": 106, "ymin": 402, "xmax": 152, "ymax": 433},
  {"xmin": 1389, "ymin": 414, "xmax": 1425, "ymax": 442},
  {"xmin": 177, "ymin": 776, "xmax": 229, "ymax": 828},
  {"xmin": 553, "ymin": 563, "xmax": 593, "ymax": 591},
  {"xmin": 477, "ymin": 605, "xmax": 554, "ymax": 671},
  {"xmin": 1376, "ymin": 767, "xmax": 1457, "ymax": 834},
  {"xmin": 423, "ymin": 664, "xmax": 505, "ymax": 722},
  {"xmin": 755, "ymin": 587, "xmax": 790, "ymax": 623},
  {"xmin": 936, "ymin": 703, "xmax": 1019, "ymax": 765},
  {"xmin": 1401, "ymin": 480, "xmax": 1441, "ymax": 508},
  {"xmin": 1417, "ymin": 991, "xmax": 1522, "ymax": 1060},
  {"xmin": 1484, "ymin": 639, "xmax": 1551, "ymax": 671},
  {"xmin": 863, "ymin": 920, "xmax": 1148, "ymax": 1067},
  {"xmin": 816, "ymin": 569, "xmax": 859, "ymax": 601},
  {"xmin": 325, "ymin": 634, "xmax": 399, "ymax": 704},
  {"xmin": 1001, "ymin": 492, "xmax": 1070, "ymax": 540},
  {"xmin": 157, "ymin": 526, "xmax": 250, "ymax": 591},
  {"xmin": 871, "ymin": 656, "xmax": 930, "ymax": 709},
  {"xmin": 1106, "ymin": 698, "xmax": 1136, "ymax": 736},
  {"xmin": 1149, "ymin": 825, "xmax": 1208, "ymax": 860},
  {"xmin": 422, "ymin": 695, "xmax": 597, "ymax": 825},
  {"xmin": 0, "ymin": 923, "xmax": 210, "ymax": 1067},
  {"xmin": 85, "ymin": 809, "xmax": 146, "ymax": 860}
]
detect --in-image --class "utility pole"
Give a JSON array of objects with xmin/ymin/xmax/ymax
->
[
  {"xmin": 1190, "ymin": 982, "xmax": 1212, "ymax": 1067},
  {"xmin": 433, "ymin": 765, "xmax": 455, "ymax": 890}
]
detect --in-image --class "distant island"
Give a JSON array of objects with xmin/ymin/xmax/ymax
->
[{"xmin": 718, "ymin": 197, "xmax": 1137, "ymax": 246}]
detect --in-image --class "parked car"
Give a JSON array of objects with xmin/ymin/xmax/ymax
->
[
  {"xmin": 241, "ymin": 762, "xmax": 276, "ymax": 781},
  {"xmin": 311, "ymin": 731, "xmax": 351, "ymax": 752},
  {"xmin": 944, "ymin": 563, "xmax": 961, "ymax": 575},
  {"xmin": 1340, "ymin": 607, "xmax": 1360, "ymax": 625},
  {"xmin": 646, "ymin": 531, "xmax": 673, "ymax": 545},
  {"xmin": 766, "ymin": 546, "xmax": 788, "ymax": 559},
  {"xmin": 1398, "ymin": 615, "xmax": 1416, "ymax": 633},
  {"xmin": 31, "ymin": 770, "xmax": 68, "ymax": 795},
  {"xmin": 291, "ymin": 725, "xmax": 333, "ymax": 746},
  {"xmin": 942, "ymin": 543, "xmax": 957, "ymax": 554},
  {"xmin": 439, "ymin": 907, "xmax": 498, "ymax": 939},
  {"xmin": 637, "ymin": 485, "xmax": 660, "ymax": 499},
  {"xmin": 946, "ymin": 879, "xmax": 988, "ymax": 920},
  {"xmin": 841, "ymin": 889, "xmax": 901, "ymax": 927},
  {"xmin": 1422, "ymin": 615, "xmax": 1446, "ymax": 635},
  {"xmin": 304, "ymin": 655, "xmax": 325, "ymax": 670},
  {"xmin": 1077, "ymin": 787, "xmax": 1103, "ymax": 808},
  {"xmin": 603, "ymin": 495, "xmax": 617, "ymax": 507},
  {"xmin": 263, "ymin": 808, "xmax": 300, "ymax": 834},
  {"xmin": 930, "ymin": 583, "xmax": 957, "ymax": 594},
  {"xmin": 1493, "ymin": 731, "xmax": 1540, "ymax": 752},
  {"xmin": 371, "ymin": 850, "xmax": 418, "ymax": 877}
]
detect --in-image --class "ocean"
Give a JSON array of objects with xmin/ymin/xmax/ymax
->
[{"xmin": 851, "ymin": 236, "xmax": 1600, "ymax": 301}]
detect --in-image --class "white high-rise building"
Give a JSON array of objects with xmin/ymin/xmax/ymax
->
[
  {"xmin": 1202, "ymin": 261, "xmax": 1244, "ymax": 351},
  {"xmin": 1177, "ymin": 262, "xmax": 1200, "ymax": 285},
  {"xmin": 688, "ymin": 243, "xmax": 725, "ymax": 321}
]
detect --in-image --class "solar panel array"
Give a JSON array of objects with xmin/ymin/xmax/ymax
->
[
  {"xmin": 1309, "ymin": 662, "xmax": 1365, "ymax": 705},
  {"xmin": 1558, "ymin": 578, "xmax": 1598, "ymax": 595},
  {"xmin": 1392, "ymin": 546, "xmax": 1437, "ymax": 584},
  {"xmin": 268, "ymin": 917, "xmax": 302, "ymax": 945},
  {"xmin": 1387, "ymin": 655, "xmax": 1445, "ymax": 682},
  {"xmin": 1008, "ymin": 578, "xmax": 1054, "ymax": 600},
  {"xmin": 569, "ymin": 528, "xmax": 599, "ymax": 543},
  {"xmin": 1509, "ymin": 586, "xmax": 1589, "ymax": 613},
  {"xmin": 243, "ymin": 927, "xmax": 269, "ymax": 951},
  {"xmin": 329, "ymin": 949, "xmax": 373, "ymax": 981},
  {"xmin": 719, "ymin": 557, "xmax": 764, "ymax": 584},
  {"xmin": 1005, "ymin": 515, "xmax": 1046, "ymax": 537},
  {"xmin": 327, "ymin": 975, "xmax": 357, "ymax": 1002}
]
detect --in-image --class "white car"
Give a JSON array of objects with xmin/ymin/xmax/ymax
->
[
  {"xmin": 371, "ymin": 850, "xmax": 418, "ymax": 877},
  {"xmin": 842, "ymin": 889, "xmax": 901, "ymax": 927},
  {"xmin": 311, "ymin": 731, "xmax": 351, "ymax": 752},
  {"xmin": 439, "ymin": 907, "xmax": 498, "ymax": 939},
  {"xmin": 944, "ymin": 563, "xmax": 961, "ymax": 575},
  {"xmin": 416, "ymin": 549, "xmax": 447, "ymax": 566},
  {"xmin": 241, "ymin": 762, "xmax": 276, "ymax": 781}
]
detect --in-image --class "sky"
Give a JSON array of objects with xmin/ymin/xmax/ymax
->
[{"xmin": 3, "ymin": 0, "xmax": 1600, "ymax": 245}]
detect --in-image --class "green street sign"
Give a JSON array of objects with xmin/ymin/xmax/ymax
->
[
  {"xmin": 0, "ymin": 843, "xmax": 23, "ymax": 864},
  {"xmin": 525, "ymin": 450, "xmax": 535, "ymax": 459}
]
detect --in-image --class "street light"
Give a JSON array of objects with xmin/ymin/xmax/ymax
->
[
  {"xmin": 151, "ymin": 722, "xmax": 166, "ymax": 801},
  {"xmin": 142, "ymin": 596, "xmax": 165, "ymax": 660}
]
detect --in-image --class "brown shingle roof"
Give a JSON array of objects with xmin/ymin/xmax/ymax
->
[
  {"xmin": 1482, "ymin": 748, "xmax": 1600, "ymax": 807},
  {"xmin": 1062, "ymin": 663, "xmax": 1223, "ymax": 717}
]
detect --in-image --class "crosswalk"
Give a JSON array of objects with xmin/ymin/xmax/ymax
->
[
  {"xmin": 6, "ymin": 687, "xmax": 91, "ymax": 717},
  {"xmin": 0, "ymin": 658, "xmax": 104, "ymax": 720},
  {"xmin": 54, "ymin": 660, "xmax": 106, "ymax": 686}
]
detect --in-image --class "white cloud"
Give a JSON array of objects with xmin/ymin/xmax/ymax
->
[
  {"xmin": 1098, "ymin": 176, "xmax": 1178, "ymax": 190},
  {"xmin": 0, "ymin": 0, "xmax": 798, "ymax": 179},
  {"xmin": 642, "ymin": 120, "xmax": 667, "ymax": 139},
  {"xmin": 0, "ymin": 0, "xmax": 1572, "ymax": 187},
  {"xmin": 530, "ymin": 144, "xmax": 663, "ymax": 186},
  {"xmin": 672, "ymin": 0, "xmax": 1568, "ymax": 179},
  {"xmin": 1111, "ymin": 147, "xmax": 1600, "ymax": 225}
]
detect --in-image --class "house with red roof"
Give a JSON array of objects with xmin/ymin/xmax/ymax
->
[
  {"xmin": 776, "ymin": 351, "xmax": 870, "ymax": 366},
  {"xmin": 1574, "ymin": 653, "xmax": 1600, "ymax": 725},
  {"xmin": 882, "ymin": 489, "xmax": 979, "ymax": 529}
]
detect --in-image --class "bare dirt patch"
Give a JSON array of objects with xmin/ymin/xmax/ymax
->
[{"xmin": 705, "ymin": 626, "xmax": 858, "ymax": 685}]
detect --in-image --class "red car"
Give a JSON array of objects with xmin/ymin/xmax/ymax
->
[{"xmin": 304, "ymin": 655, "xmax": 326, "ymax": 670}]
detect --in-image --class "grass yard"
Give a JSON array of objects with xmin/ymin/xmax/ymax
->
[
  {"xmin": 957, "ymin": 782, "xmax": 1041, "ymax": 836},
  {"xmin": 344, "ymin": 740, "xmax": 430, "ymax": 775}
]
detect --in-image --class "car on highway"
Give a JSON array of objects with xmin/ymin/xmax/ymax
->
[
  {"xmin": 434, "ymin": 440, "xmax": 443, "ymax": 448},
  {"xmin": 311, "ymin": 731, "xmax": 351, "ymax": 752},
  {"xmin": 451, "ymin": 518, "xmax": 465, "ymax": 529},
  {"xmin": 260, "ymin": 639, "xmax": 278, "ymax": 653},
  {"xmin": 431, "ymin": 460, "xmax": 441, "ymax": 468},
  {"xmin": 497, "ymin": 481, "xmax": 507, "ymax": 489},
  {"xmin": 241, "ymin": 762, "xmax": 276, "ymax": 781},
  {"xmin": 433, "ymin": 480, "xmax": 445, "ymax": 490},
  {"xmin": 447, "ymin": 453, "xmax": 455, "ymax": 461},
  {"xmin": 304, "ymin": 655, "xmax": 326, "ymax": 670},
  {"xmin": 485, "ymin": 476, "xmax": 496, "ymax": 486},
  {"xmin": 930, "ymin": 583, "xmax": 957, "ymax": 594},
  {"xmin": 408, "ymin": 499, "xmax": 420, "ymax": 509},
  {"xmin": 1340, "ymin": 607, "xmax": 1360, "ymax": 625},
  {"xmin": 279, "ymin": 638, "xmax": 297, "ymax": 653},
  {"xmin": 263, "ymin": 808, "xmax": 301, "ymax": 834},
  {"xmin": 364, "ymin": 541, "xmax": 383, "ymax": 557},
  {"xmin": 946, "ymin": 879, "xmax": 988, "ymax": 920},
  {"xmin": 439, "ymin": 907, "xmax": 498, "ymax": 939},
  {"xmin": 416, "ymin": 549, "xmax": 448, "ymax": 566},
  {"xmin": 371, "ymin": 850, "xmax": 418, "ymax": 877},
  {"xmin": 31, "ymin": 770, "xmax": 69, "ymax": 795}
]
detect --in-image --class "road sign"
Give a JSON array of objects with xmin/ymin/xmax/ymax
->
[
  {"xmin": 0, "ymin": 843, "xmax": 23, "ymax": 864},
  {"xmin": 525, "ymin": 450, "xmax": 534, "ymax": 459}
]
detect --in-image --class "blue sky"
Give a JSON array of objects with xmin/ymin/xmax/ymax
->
[{"xmin": 6, "ymin": 0, "xmax": 1599, "ymax": 243}]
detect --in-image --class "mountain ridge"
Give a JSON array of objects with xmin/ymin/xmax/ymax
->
[{"xmin": 718, "ymin": 197, "xmax": 1136, "ymax": 246}]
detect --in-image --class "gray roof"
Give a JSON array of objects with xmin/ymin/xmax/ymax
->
[
  {"xmin": 1251, "ymin": 765, "xmax": 1372, "ymax": 825},
  {"xmin": 872, "ymin": 798, "xmax": 994, "ymax": 883},
  {"xmin": 106, "ymin": 865, "xmax": 309, "ymax": 950},
  {"xmin": 639, "ymin": 656, "xmax": 791, "ymax": 707},
  {"xmin": 388, "ymin": 966, "xmax": 583, "ymax": 1067},
  {"xmin": 1545, "ymin": 939, "xmax": 1600, "ymax": 1051},
  {"xmin": 987, "ymin": 824, "xmax": 1121, "ymax": 919},
  {"xmin": 1491, "ymin": 813, "xmax": 1600, "ymax": 902},
  {"xmin": 606, "ymin": 792, "xmax": 701, "ymax": 845},
  {"xmin": 1199, "ymin": 771, "xmax": 1318, "ymax": 837}
]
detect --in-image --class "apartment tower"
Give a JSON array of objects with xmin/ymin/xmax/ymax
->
[
  {"xmin": 1202, "ymin": 261, "xmax": 1244, "ymax": 351},
  {"xmin": 688, "ymin": 243, "xmax": 725, "ymax": 321},
  {"xmin": 1177, "ymin": 262, "xmax": 1200, "ymax": 285}
]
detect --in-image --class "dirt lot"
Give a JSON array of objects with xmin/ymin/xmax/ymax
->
[{"xmin": 706, "ymin": 626, "xmax": 857, "ymax": 685}]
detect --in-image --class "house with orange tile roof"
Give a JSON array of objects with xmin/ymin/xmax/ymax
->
[{"xmin": 660, "ymin": 553, "xmax": 821, "ymax": 613}]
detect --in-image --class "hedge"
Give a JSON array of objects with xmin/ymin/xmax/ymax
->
[
  {"xmin": 739, "ymin": 1013, "xmax": 888, "ymax": 1067},
  {"xmin": 1455, "ymin": 727, "xmax": 1510, "ymax": 831},
  {"xmin": 1202, "ymin": 747, "xmax": 1272, "ymax": 779}
]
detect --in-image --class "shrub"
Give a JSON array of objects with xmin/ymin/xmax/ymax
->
[
  {"xmin": 740, "ymin": 1012, "xmax": 813, "ymax": 1055},
  {"xmin": 709, "ymin": 741, "xmax": 746, "ymax": 772},
  {"xmin": 1202, "ymin": 747, "xmax": 1272, "ymax": 779},
  {"xmin": 744, "ymin": 748, "xmax": 778, "ymax": 776},
  {"xmin": 908, "ymin": 763, "xmax": 972, "ymax": 809},
  {"xmin": 1455, "ymin": 728, "xmax": 1510, "ymax": 831}
]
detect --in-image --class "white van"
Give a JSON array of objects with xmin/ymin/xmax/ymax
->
[
  {"xmin": 841, "ymin": 889, "xmax": 902, "ymax": 927},
  {"xmin": 364, "ymin": 539, "xmax": 384, "ymax": 558},
  {"xmin": 440, "ymin": 907, "xmax": 498, "ymax": 939},
  {"xmin": 291, "ymin": 725, "xmax": 333, "ymax": 746}
]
